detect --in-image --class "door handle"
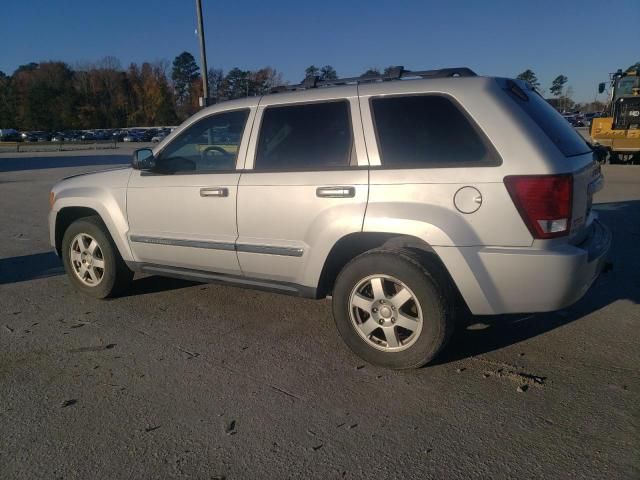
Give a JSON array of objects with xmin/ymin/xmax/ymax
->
[
  {"xmin": 316, "ymin": 186, "xmax": 356, "ymax": 198},
  {"xmin": 200, "ymin": 187, "xmax": 229, "ymax": 197}
]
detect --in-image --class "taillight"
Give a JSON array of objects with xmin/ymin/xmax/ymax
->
[{"xmin": 504, "ymin": 174, "xmax": 573, "ymax": 239}]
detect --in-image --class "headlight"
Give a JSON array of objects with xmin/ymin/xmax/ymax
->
[{"xmin": 49, "ymin": 191, "xmax": 55, "ymax": 210}]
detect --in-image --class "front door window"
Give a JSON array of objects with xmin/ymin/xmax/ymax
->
[{"xmin": 155, "ymin": 109, "xmax": 249, "ymax": 173}]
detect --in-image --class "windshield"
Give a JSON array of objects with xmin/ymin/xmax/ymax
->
[{"xmin": 615, "ymin": 76, "xmax": 640, "ymax": 99}]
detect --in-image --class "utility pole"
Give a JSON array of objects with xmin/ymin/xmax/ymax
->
[{"xmin": 195, "ymin": 0, "xmax": 209, "ymax": 107}]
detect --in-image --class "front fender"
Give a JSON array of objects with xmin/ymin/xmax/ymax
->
[{"xmin": 51, "ymin": 186, "xmax": 134, "ymax": 262}]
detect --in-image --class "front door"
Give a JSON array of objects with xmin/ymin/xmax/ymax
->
[{"xmin": 127, "ymin": 108, "xmax": 253, "ymax": 274}]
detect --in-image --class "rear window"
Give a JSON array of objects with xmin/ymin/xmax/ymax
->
[
  {"xmin": 371, "ymin": 95, "xmax": 500, "ymax": 168},
  {"xmin": 503, "ymin": 79, "xmax": 591, "ymax": 157}
]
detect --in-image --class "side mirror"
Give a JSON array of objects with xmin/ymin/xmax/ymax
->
[
  {"xmin": 598, "ymin": 82, "xmax": 606, "ymax": 94},
  {"xmin": 132, "ymin": 148, "xmax": 156, "ymax": 170}
]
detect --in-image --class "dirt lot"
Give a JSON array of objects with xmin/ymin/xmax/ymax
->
[{"xmin": 0, "ymin": 151, "xmax": 638, "ymax": 479}]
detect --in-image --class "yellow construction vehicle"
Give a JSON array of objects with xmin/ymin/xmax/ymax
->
[{"xmin": 591, "ymin": 67, "xmax": 640, "ymax": 163}]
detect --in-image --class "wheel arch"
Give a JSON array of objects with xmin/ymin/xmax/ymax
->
[
  {"xmin": 53, "ymin": 203, "xmax": 132, "ymax": 262},
  {"xmin": 316, "ymin": 232, "xmax": 462, "ymax": 304},
  {"xmin": 55, "ymin": 207, "xmax": 101, "ymax": 256}
]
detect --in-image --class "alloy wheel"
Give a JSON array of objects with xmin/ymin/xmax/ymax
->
[
  {"xmin": 69, "ymin": 233, "xmax": 105, "ymax": 286},
  {"xmin": 349, "ymin": 274, "xmax": 423, "ymax": 352}
]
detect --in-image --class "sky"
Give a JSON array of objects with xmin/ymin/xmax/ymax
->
[{"xmin": 1, "ymin": 0, "xmax": 639, "ymax": 103}]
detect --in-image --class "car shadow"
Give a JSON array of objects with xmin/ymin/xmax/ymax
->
[
  {"xmin": 0, "ymin": 154, "xmax": 129, "ymax": 173},
  {"xmin": 120, "ymin": 275, "xmax": 198, "ymax": 297},
  {"xmin": 0, "ymin": 251, "xmax": 197, "ymax": 294},
  {"xmin": 435, "ymin": 199, "xmax": 640, "ymax": 365},
  {"xmin": 0, "ymin": 251, "xmax": 65, "ymax": 284}
]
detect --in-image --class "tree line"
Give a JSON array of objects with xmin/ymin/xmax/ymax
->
[
  {"xmin": 4, "ymin": 54, "xmax": 633, "ymax": 130},
  {"xmin": 0, "ymin": 54, "xmax": 445, "ymax": 131},
  {"xmin": 0, "ymin": 52, "xmax": 292, "ymax": 131}
]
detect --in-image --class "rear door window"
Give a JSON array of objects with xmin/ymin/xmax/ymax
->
[
  {"xmin": 254, "ymin": 101, "xmax": 354, "ymax": 170},
  {"xmin": 502, "ymin": 79, "xmax": 591, "ymax": 157},
  {"xmin": 371, "ymin": 95, "xmax": 500, "ymax": 168}
]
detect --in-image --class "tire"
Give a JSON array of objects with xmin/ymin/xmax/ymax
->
[
  {"xmin": 61, "ymin": 216, "xmax": 133, "ymax": 299},
  {"xmin": 332, "ymin": 248, "xmax": 454, "ymax": 369}
]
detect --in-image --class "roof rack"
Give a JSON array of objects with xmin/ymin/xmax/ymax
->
[{"xmin": 270, "ymin": 66, "xmax": 477, "ymax": 93}]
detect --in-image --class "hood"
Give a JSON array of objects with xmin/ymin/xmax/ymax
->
[
  {"xmin": 53, "ymin": 167, "xmax": 133, "ymax": 196},
  {"xmin": 62, "ymin": 166, "xmax": 131, "ymax": 181}
]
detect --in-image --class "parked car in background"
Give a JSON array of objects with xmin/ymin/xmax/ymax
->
[
  {"xmin": 31, "ymin": 131, "xmax": 52, "ymax": 142},
  {"xmin": 111, "ymin": 130, "xmax": 128, "ymax": 142},
  {"xmin": 63, "ymin": 131, "xmax": 82, "ymax": 142},
  {"xmin": 80, "ymin": 131, "xmax": 96, "ymax": 141},
  {"xmin": 562, "ymin": 114, "xmax": 584, "ymax": 128},
  {"xmin": 93, "ymin": 130, "xmax": 112, "ymax": 141},
  {"xmin": 20, "ymin": 131, "xmax": 38, "ymax": 142},
  {"xmin": 0, "ymin": 129, "xmax": 21, "ymax": 141},
  {"xmin": 583, "ymin": 112, "xmax": 604, "ymax": 128},
  {"xmin": 151, "ymin": 129, "xmax": 170, "ymax": 142},
  {"xmin": 48, "ymin": 69, "xmax": 610, "ymax": 369},
  {"xmin": 124, "ymin": 129, "xmax": 155, "ymax": 142},
  {"xmin": 123, "ymin": 131, "xmax": 143, "ymax": 142},
  {"xmin": 20, "ymin": 131, "xmax": 50, "ymax": 142},
  {"xmin": 141, "ymin": 129, "xmax": 157, "ymax": 142}
]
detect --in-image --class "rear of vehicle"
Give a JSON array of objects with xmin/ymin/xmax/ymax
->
[
  {"xmin": 469, "ymin": 78, "xmax": 610, "ymax": 314},
  {"xmin": 359, "ymin": 76, "xmax": 610, "ymax": 317},
  {"xmin": 333, "ymin": 75, "xmax": 611, "ymax": 369}
]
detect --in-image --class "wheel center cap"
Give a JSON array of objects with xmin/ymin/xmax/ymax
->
[
  {"xmin": 82, "ymin": 251, "xmax": 92, "ymax": 266},
  {"xmin": 379, "ymin": 306, "xmax": 392, "ymax": 318}
]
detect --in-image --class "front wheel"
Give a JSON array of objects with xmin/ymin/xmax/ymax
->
[
  {"xmin": 332, "ymin": 249, "xmax": 454, "ymax": 369},
  {"xmin": 61, "ymin": 216, "xmax": 133, "ymax": 298}
]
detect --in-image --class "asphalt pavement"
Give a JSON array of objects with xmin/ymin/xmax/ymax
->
[{"xmin": 0, "ymin": 151, "xmax": 638, "ymax": 479}]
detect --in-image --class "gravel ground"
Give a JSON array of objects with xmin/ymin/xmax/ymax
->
[{"xmin": 0, "ymin": 152, "xmax": 638, "ymax": 479}]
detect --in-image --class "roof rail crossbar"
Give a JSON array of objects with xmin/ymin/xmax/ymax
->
[
  {"xmin": 269, "ymin": 67, "xmax": 477, "ymax": 93},
  {"xmin": 384, "ymin": 66, "xmax": 405, "ymax": 80},
  {"xmin": 410, "ymin": 67, "xmax": 477, "ymax": 79}
]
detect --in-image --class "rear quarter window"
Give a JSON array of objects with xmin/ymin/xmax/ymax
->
[
  {"xmin": 371, "ymin": 95, "xmax": 501, "ymax": 168},
  {"xmin": 502, "ymin": 79, "xmax": 592, "ymax": 157}
]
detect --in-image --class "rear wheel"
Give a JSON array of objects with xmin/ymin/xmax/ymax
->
[
  {"xmin": 332, "ymin": 248, "xmax": 454, "ymax": 369},
  {"xmin": 61, "ymin": 216, "xmax": 133, "ymax": 298}
]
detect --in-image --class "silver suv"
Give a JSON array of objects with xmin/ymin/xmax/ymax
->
[{"xmin": 48, "ymin": 67, "xmax": 611, "ymax": 369}]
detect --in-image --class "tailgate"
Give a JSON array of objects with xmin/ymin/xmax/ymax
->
[{"xmin": 569, "ymin": 153, "xmax": 603, "ymax": 244}]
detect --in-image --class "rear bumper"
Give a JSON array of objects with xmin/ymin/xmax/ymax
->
[{"xmin": 436, "ymin": 220, "xmax": 611, "ymax": 315}]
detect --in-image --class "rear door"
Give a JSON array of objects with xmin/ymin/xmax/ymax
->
[{"xmin": 236, "ymin": 88, "xmax": 369, "ymax": 287}]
